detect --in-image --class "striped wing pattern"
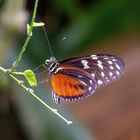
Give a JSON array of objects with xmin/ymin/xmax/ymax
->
[
  {"xmin": 50, "ymin": 54, "xmax": 125, "ymax": 103},
  {"xmin": 60, "ymin": 54, "xmax": 125, "ymax": 87}
]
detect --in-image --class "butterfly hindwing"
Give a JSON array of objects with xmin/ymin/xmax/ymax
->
[
  {"xmin": 51, "ymin": 67, "xmax": 97, "ymax": 103},
  {"xmin": 60, "ymin": 54, "xmax": 125, "ymax": 87}
]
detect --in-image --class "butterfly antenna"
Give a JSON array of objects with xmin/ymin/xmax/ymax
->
[
  {"xmin": 54, "ymin": 37, "xmax": 66, "ymax": 56},
  {"xmin": 42, "ymin": 26, "xmax": 54, "ymax": 57}
]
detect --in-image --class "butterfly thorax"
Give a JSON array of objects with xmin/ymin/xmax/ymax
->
[{"xmin": 46, "ymin": 57, "xmax": 61, "ymax": 75}]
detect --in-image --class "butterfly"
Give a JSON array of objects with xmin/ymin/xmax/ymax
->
[{"xmin": 45, "ymin": 54, "xmax": 125, "ymax": 104}]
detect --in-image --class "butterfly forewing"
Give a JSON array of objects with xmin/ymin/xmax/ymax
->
[{"xmin": 60, "ymin": 54, "xmax": 125, "ymax": 88}]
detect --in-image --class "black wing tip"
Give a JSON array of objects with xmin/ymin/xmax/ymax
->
[{"xmin": 101, "ymin": 54, "xmax": 125, "ymax": 73}]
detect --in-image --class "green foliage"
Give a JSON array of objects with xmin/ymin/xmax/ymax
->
[{"xmin": 23, "ymin": 69, "xmax": 37, "ymax": 86}]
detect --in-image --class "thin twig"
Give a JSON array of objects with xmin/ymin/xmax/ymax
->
[
  {"xmin": 0, "ymin": 66, "xmax": 8, "ymax": 73},
  {"xmin": 11, "ymin": 37, "xmax": 31, "ymax": 71}
]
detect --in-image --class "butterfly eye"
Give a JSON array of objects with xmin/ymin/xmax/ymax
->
[
  {"xmin": 45, "ymin": 59, "xmax": 50, "ymax": 65},
  {"xmin": 50, "ymin": 57, "xmax": 56, "ymax": 63}
]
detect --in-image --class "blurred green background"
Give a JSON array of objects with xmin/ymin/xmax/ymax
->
[{"xmin": 0, "ymin": 0, "xmax": 140, "ymax": 140}]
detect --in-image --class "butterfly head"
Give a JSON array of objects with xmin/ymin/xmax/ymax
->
[
  {"xmin": 45, "ymin": 57, "xmax": 61, "ymax": 75},
  {"xmin": 45, "ymin": 56, "xmax": 56, "ymax": 65}
]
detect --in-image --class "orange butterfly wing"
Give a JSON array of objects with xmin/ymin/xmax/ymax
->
[
  {"xmin": 50, "ymin": 67, "xmax": 97, "ymax": 103},
  {"xmin": 51, "ymin": 73, "xmax": 86, "ymax": 98}
]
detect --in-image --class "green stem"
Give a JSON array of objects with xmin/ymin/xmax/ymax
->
[
  {"xmin": 29, "ymin": 0, "xmax": 39, "ymax": 33},
  {"xmin": 12, "ymin": 71, "xmax": 24, "ymax": 75},
  {"xmin": 12, "ymin": 36, "xmax": 30, "ymax": 71},
  {"xmin": 11, "ymin": 0, "xmax": 39, "ymax": 71}
]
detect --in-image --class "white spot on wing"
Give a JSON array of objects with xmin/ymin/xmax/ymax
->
[
  {"xmin": 110, "ymin": 66, "xmax": 114, "ymax": 69},
  {"xmin": 98, "ymin": 64, "xmax": 103, "ymax": 70},
  {"xmin": 97, "ymin": 60, "xmax": 103, "ymax": 69},
  {"xmin": 106, "ymin": 79, "xmax": 110, "ymax": 82},
  {"xmin": 103, "ymin": 57, "xmax": 109, "ymax": 60},
  {"xmin": 81, "ymin": 60, "xmax": 89, "ymax": 69},
  {"xmin": 116, "ymin": 71, "xmax": 120, "ymax": 75},
  {"xmin": 105, "ymin": 77, "xmax": 110, "ymax": 82},
  {"xmin": 97, "ymin": 80, "xmax": 103, "ymax": 85},
  {"xmin": 115, "ymin": 63, "xmax": 121, "ymax": 70},
  {"xmin": 101, "ymin": 72, "xmax": 105, "ymax": 77},
  {"xmin": 109, "ymin": 72, "xmax": 113, "ymax": 77},
  {"xmin": 97, "ymin": 60, "xmax": 102, "ymax": 65},
  {"xmin": 113, "ymin": 76, "xmax": 116, "ymax": 79},
  {"xmin": 91, "ymin": 55, "xmax": 98, "ymax": 59},
  {"xmin": 108, "ymin": 60, "xmax": 113, "ymax": 64},
  {"xmin": 89, "ymin": 80, "xmax": 93, "ymax": 84},
  {"xmin": 88, "ymin": 86, "xmax": 92, "ymax": 90},
  {"xmin": 91, "ymin": 73, "xmax": 95, "ymax": 78},
  {"xmin": 112, "ymin": 59, "xmax": 117, "ymax": 62}
]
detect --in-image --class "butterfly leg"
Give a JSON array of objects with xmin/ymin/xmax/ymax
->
[{"xmin": 52, "ymin": 90, "xmax": 60, "ymax": 104}]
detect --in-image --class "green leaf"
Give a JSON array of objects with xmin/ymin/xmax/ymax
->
[{"xmin": 23, "ymin": 69, "xmax": 37, "ymax": 86}]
